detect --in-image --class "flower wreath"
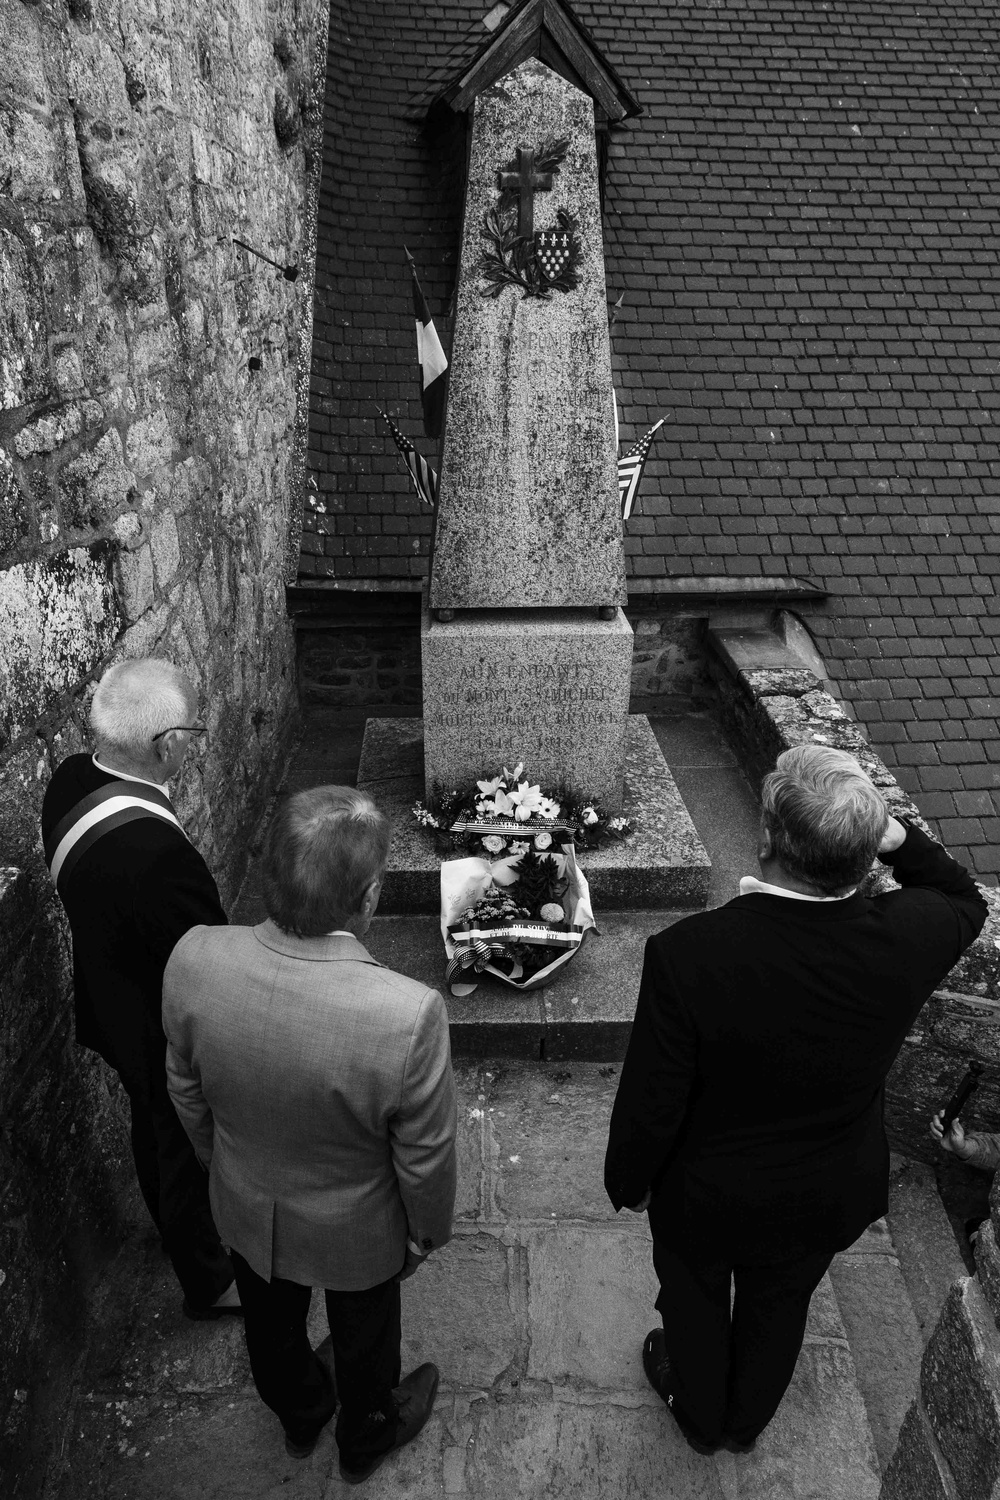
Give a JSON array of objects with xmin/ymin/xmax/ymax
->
[{"xmin": 412, "ymin": 761, "xmax": 633, "ymax": 857}]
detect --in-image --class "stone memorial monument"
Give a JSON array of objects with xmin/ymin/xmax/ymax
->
[
  {"xmin": 423, "ymin": 59, "xmax": 631, "ymax": 807},
  {"xmin": 359, "ymin": 50, "xmax": 709, "ymax": 915}
]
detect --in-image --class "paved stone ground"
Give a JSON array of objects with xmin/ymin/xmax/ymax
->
[{"xmin": 42, "ymin": 1062, "xmax": 882, "ymax": 1500}]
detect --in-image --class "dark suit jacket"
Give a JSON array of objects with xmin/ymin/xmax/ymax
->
[
  {"xmin": 604, "ymin": 823, "xmax": 987, "ymax": 1262},
  {"xmin": 41, "ymin": 753, "xmax": 227, "ymax": 1087}
]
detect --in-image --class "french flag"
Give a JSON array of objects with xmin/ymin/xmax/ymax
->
[{"xmin": 404, "ymin": 247, "xmax": 449, "ymax": 440}]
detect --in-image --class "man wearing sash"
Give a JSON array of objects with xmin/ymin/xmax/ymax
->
[{"xmin": 41, "ymin": 658, "xmax": 238, "ymax": 1319}]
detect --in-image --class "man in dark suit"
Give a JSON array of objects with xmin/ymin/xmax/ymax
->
[
  {"xmin": 41, "ymin": 657, "xmax": 237, "ymax": 1318},
  {"xmin": 605, "ymin": 743, "xmax": 987, "ymax": 1456}
]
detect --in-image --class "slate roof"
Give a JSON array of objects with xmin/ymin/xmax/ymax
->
[{"xmin": 305, "ymin": 0, "xmax": 1000, "ymax": 880}]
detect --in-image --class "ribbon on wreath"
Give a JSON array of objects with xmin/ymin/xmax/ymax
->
[
  {"xmin": 445, "ymin": 939, "xmax": 521, "ymax": 984},
  {"xmin": 448, "ymin": 817, "xmax": 577, "ymax": 836},
  {"xmin": 444, "ymin": 917, "xmax": 585, "ymax": 983}
]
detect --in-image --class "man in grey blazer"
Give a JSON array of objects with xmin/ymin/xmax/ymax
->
[{"xmin": 163, "ymin": 786, "xmax": 457, "ymax": 1482}]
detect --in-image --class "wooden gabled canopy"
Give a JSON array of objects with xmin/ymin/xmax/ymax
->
[{"xmin": 432, "ymin": 0, "xmax": 642, "ymax": 125}]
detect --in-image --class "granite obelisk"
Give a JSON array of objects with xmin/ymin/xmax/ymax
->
[{"xmin": 422, "ymin": 59, "xmax": 632, "ymax": 808}]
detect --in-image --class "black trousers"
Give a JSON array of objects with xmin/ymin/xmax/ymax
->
[
  {"xmin": 121, "ymin": 1063, "xmax": 234, "ymax": 1310},
  {"xmin": 231, "ymin": 1251, "xmax": 403, "ymax": 1459},
  {"xmin": 652, "ymin": 1237, "xmax": 835, "ymax": 1447}
]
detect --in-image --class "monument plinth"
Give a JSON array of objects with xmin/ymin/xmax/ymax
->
[{"xmin": 421, "ymin": 607, "xmax": 632, "ymax": 808}]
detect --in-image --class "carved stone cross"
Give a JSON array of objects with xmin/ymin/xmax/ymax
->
[{"xmin": 498, "ymin": 147, "xmax": 553, "ymax": 240}]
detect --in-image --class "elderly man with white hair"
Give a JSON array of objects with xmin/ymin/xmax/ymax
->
[
  {"xmin": 605, "ymin": 743, "xmax": 987, "ymax": 1458},
  {"xmin": 41, "ymin": 657, "xmax": 237, "ymax": 1319}
]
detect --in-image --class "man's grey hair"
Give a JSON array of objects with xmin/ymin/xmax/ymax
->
[
  {"xmin": 760, "ymin": 744, "xmax": 889, "ymax": 896},
  {"xmin": 262, "ymin": 786, "xmax": 392, "ymax": 937},
  {"xmin": 91, "ymin": 659, "xmax": 193, "ymax": 755}
]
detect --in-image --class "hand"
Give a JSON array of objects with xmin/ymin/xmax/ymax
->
[
  {"xmin": 930, "ymin": 1110, "xmax": 976, "ymax": 1161},
  {"xmin": 395, "ymin": 1245, "xmax": 429, "ymax": 1282},
  {"xmin": 625, "ymin": 1190, "xmax": 652, "ymax": 1213},
  {"xmin": 878, "ymin": 817, "xmax": 908, "ymax": 855}
]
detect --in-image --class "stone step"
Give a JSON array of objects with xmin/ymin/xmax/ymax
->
[
  {"xmin": 885, "ymin": 1155, "xmax": 971, "ymax": 1344},
  {"xmin": 364, "ymin": 909, "xmax": 685, "ymax": 1061},
  {"xmin": 357, "ymin": 713, "xmax": 712, "ymax": 914},
  {"xmin": 823, "ymin": 1157, "xmax": 973, "ymax": 1481},
  {"xmin": 828, "ymin": 1218, "xmax": 925, "ymax": 1474}
]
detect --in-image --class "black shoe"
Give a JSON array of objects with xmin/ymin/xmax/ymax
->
[
  {"xmin": 721, "ymin": 1434, "xmax": 757, "ymax": 1454},
  {"xmin": 338, "ymin": 1362, "xmax": 439, "ymax": 1484},
  {"xmin": 283, "ymin": 1337, "xmax": 338, "ymax": 1460},
  {"xmin": 642, "ymin": 1329, "xmax": 720, "ymax": 1456},
  {"xmin": 181, "ymin": 1283, "xmax": 244, "ymax": 1321}
]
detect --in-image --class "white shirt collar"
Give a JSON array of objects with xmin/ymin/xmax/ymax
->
[
  {"xmin": 739, "ymin": 875, "xmax": 856, "ymax": 903},
  {"xmin": 325, "ymin": 930, "xmax": 355, "ymax": 938},
  {"xmin": 92, "ymin": 752, "xmax": 169, "ymax": 795}
]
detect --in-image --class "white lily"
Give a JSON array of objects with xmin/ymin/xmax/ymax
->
[
  {"xmin": 482, "ymin": 789, "xmax": 515, "ymax": 817},
  {"xmin": 509, "ymin": 780, "xmax": 545, "ymax": 822}
]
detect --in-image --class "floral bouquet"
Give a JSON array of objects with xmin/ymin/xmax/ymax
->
[
  {"xmin": 440, "ymin": 841, "xmax": 595, "ymax": 995},
  {"xmin": 413, "ymin": 761, "xmax": 633, "ymax": 857}
]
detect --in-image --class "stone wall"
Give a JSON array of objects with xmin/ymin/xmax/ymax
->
[
  {"xmin": 294, "ymin": 591, "xmax": 714, "ymax": 714},
  {"xmin": 0, "ymin": 0, "xmax": 327, "ymax": 1480},
  {"xmin": 880, "ymin": 1200, "xmax": 1000, "ymax": 1498}
]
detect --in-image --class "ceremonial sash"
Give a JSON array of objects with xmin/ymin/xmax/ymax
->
[{"xmin": 45, "ymin": 782, "xmax": 185, "ymax": 890}]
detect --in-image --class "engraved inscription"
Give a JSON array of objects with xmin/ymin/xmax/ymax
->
[
  {"xmin": 424, "ymin": 653, "xmax": 627, "ymax": 768},
  {"xmin": 523, "ymin": 328, "xmax": 569, "ymax": 361}
]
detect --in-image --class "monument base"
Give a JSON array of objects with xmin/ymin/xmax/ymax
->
[
  {"xmin": 357, "ymin": 714, "xmax": 711, "ymax": 914},
  {"xmin": 420, "ymin": 607, "xmax": 633, "ymax": 812}
]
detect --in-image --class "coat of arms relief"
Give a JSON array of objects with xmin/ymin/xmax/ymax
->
[{"xmin": 479, "ymin": 137, "xmax": 583, "ymax": 299}]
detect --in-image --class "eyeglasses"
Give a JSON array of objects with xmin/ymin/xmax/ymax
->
[{"xmin": 150, "ymin": 722, "xmax": 208, "ymax": 742}]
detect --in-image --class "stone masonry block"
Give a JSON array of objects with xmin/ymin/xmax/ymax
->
[
  {"xmin": 114, "ymin": 542, "xmax": 155, "ymax": 624},
  {"xmin": 0, "ymin": 547, "xmax": 122, "ymax": 746},
  {"xmin": 0, "ymin": 868, "xmax": 32, "ymax": 972},
  {"xmin": 57, "ymin": 429, "xmax": 135, "ymax": 530},
  {"xmin": 880, "ymin": 1398, "xmax": 959, "ymax": 1500},
  {"xmin": 150, "ymin": 511, "xmax": 181, "ymax": 587},
  {"xmin": 125, "ymin": 412, "xmax": 173, "ymax": 476},
  {"xmin": 921, "ymin": 1277, "xmax": 1000, "ymax": 1500},
  {"xmin": 975, "ymin": 1221, "xmax": 1000, "ymax": 1333}
]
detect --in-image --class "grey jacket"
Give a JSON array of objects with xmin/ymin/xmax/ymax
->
[{"xmin": 163, "ymin": 920, "xmax": 457, "ymax": 1289}]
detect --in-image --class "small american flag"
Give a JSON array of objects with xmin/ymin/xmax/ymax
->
[
  {"xmin": 618, "ymin": 416, "xmax": 667, "ymax": 521},
  {"xmin": 379, "ymin": 409, "xmax": 438, "ymax": 508}
]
